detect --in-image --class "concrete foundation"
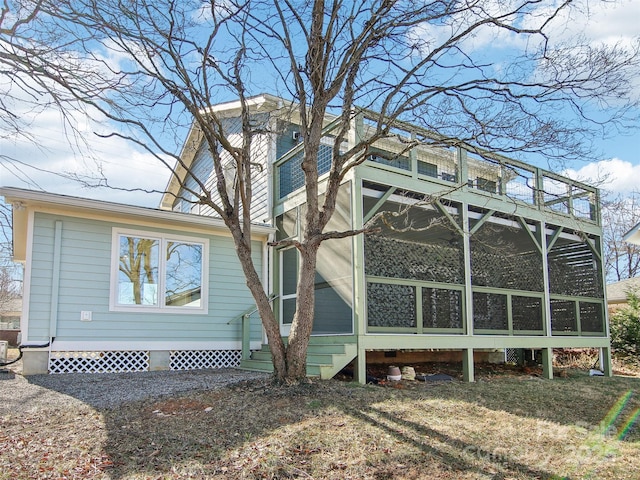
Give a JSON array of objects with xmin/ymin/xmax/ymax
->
[
  {"xmin": 21, "ymin": 349, "xmax": 49, "ymax": 375},
  {"xmin": 149, "ymin": 350, "xmax": 171, "ymax": 371}
]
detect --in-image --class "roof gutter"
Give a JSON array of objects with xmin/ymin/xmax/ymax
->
[{"xmin": 0, "ymin": 187, "xmax": 275, "ymax": 237}]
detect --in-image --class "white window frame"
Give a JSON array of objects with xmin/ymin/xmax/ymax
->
[
  {"xmin": 279, "ymin": 247, "xmax": 298, "ymax": 327},
  {"xmin": 109, "ymin": 228, "xmax": 209, "ymax": 314}
]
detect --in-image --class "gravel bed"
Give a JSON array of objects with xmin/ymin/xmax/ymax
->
[{"xmin": 0, "ymin": 365, "xmax": 270, "ymax": 412}]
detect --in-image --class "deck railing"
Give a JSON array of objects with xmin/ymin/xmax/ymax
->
[{"xmin": 274, "ymin": 110, "xmax": 599, "ymax": 225}]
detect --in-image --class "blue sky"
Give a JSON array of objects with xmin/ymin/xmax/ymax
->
[{"xmin": 0, "ymin": 0, "xmax": 638, "ymax": 208}]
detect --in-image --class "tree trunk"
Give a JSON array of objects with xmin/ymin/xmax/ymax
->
[{"xmin": 231, "ymin": 230, "xmax": 287, "ymax": 382}]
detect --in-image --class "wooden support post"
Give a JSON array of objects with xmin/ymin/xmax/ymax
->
[
  {"xmin": 355, "ymin": 346, "xmax": 367, "ymax": 384},
  {"xmin": 541, "ymin": 347, "xmax": 553, "ymax": 379},
  {"xmin": 601, "ymin": 347, "xmax": 613, "ymax": 377},
  {"xmin": 462, "ymin": 348, "xmax": 474, "ymax": 382}
]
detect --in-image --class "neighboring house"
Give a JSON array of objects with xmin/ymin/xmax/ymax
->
[
  {"xmin": 607, "ymin": 277, "xmax": 640, "ymax": 312},
  {"xmin": 0, "ymin": 296, "xmax": 21, "ymax": 345},
  {"xmin": 1, "ymin": 94, "xmax": 611, "ymax": 380},
  {"xmin": 624, "ymin": 222, "xmax": 640, "ymax": 245}
]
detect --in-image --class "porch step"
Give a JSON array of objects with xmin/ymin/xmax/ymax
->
[{"xmin": 238, "ymin": 339, "xmax": 357, "ymax": 380}]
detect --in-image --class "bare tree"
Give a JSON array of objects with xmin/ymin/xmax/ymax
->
[
  {"xmin": 0, "ymin": 200, "xmax": 21, "ymax": 315},
  {"xmin": 2, "ymin": 0, "xmax": 639, "ymax": 382},
  {"xmin": 0, "ymin": 260, "xmax": 20, "ymax": 314},
  {"xmin": 602, "ymin": 191, "xmax": 640, "ymax": 282}
]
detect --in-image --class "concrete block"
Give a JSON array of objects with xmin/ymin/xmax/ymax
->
[
  {"xmin": 149, "ymin": 350, "xmax": 171, "ymax": 371},
  {"xmin": 22, "ymin": 350, "xmax": 49, "ymax": 375}
]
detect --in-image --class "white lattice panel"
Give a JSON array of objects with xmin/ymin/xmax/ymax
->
[
  {"xmin": 170, "ymin": 350, "xmax": 241, "ymax": 370},
  {"xmin": 48, "ymin": 351, "xmax": 149, "ymax": 374}
]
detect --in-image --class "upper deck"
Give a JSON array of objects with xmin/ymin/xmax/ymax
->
[{"xmin": 273, "ymin": 109, "xmax": 599, "ymax": 231}]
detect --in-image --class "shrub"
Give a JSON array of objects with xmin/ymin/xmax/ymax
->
[{"xmin": 610, "ymin": 289, "xmax": 640, "ymax": 356}]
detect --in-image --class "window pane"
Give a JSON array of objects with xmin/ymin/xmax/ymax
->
[
  {"xmin": 282, "ymin": 248, "xmax": 298, "ymax": 296},
  {"xmin": 165, "ymin": 242, "xmax": 203, "ymax": 307},
  {"xmin": 118, "ymin": 236, "xmax": 159, "ymax": 305},
  {"xmin": 417, "ymin": 160, "xmax": 438, "ymax": 178},
  {"xmin": 282, "ymin": 298, "xmax": 296, "ymax": 325}
]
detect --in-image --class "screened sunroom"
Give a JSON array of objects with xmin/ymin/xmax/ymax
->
[{"xmin": 265, "ymin": 107, "xmax": 610, "ymax": 382}]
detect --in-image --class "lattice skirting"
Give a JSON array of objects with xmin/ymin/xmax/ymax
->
[
  {"xmin": 49, "ymin": 350, "xmax": 149, "ymax": 374},
  {"xmin": 48, "ymin": 349, "xmax": 242, "ymax": 374},
  {"xmin": 170, "ymin": 350, "xmax": 241, "ymax": 370},
  {"xmin": 504, "ymin": 348, "xmax": 519, "ymax": 364}
]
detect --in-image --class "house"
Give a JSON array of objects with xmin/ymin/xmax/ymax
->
[
  {"xmin": 607, "ymin": 277, "xmax": 640, "ymax": 312},
  {"xmin": 1, "ymin": 188, "xmax": 273, "ymax": 374},
  {"xmin": 1, "ymin": 94, "xmax": 611, "ymax": 381},
  {"xmin": 624, "ymin": 222, "xmax": 640, "ymax": 245},
  {"xmin": 611, "ymin": 225, "xmax": 640, "ymax": 312},
  {"xmin": 0, "ymin": 296, "xmax": 21, "ymax": 346}
]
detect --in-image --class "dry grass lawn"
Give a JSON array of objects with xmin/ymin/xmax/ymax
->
[{"xmin": 1, "ymin": 363, "xmax": 640, "ymax": 479}]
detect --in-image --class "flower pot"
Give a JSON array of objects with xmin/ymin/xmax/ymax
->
[{"xmin": 387, "ymin": 366, "xmax": 401, "ymax": 381}]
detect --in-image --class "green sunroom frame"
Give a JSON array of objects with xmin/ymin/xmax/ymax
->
[{"xmin": 270, "ymin": 109, "xmax": 610, "ymax": 383}]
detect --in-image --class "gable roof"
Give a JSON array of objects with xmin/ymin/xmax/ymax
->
[
  {"xmin": 160, "ymin": 93, "xmax": 286, "ymax": 211},
  {"xmin": 624, "ymin": 221, "xmax": 640, "ymax": 245},
  {"xmin": 607, "ymin": 277, "xmax": 640, "ymax": 304}
]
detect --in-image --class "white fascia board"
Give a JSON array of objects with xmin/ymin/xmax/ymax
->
[
  {"xmin": 0, "ymin": 187, "xmax": 274, "ymax": 238},
  {"xmin": 199, "ymin": 93, "xmax": 285, "ymax": 117},
  {"xmin": 624, "ymin": 222, "xmax": 640, "ymax": 245}
]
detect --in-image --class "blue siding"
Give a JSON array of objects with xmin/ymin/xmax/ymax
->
[
  {"xmin": 175, "ymin": 114, "xmax": 271, "ymax": 223},
  {"xmin": 27, "ymin": 212, "xmax": 264, "ymax": 345}
]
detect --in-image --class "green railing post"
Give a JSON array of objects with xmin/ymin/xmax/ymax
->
[{"xmin": 228, "ymin": 295, "xmax": 278, "ymax": 362}]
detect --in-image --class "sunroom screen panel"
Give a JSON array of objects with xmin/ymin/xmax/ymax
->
[
  {"xmin": 547, "ymin": 235, "xmax": 603, "ymax": 298},
  {"xmin": 422, "ymin": 287, "xmax": 463, "ymax": 329},
  {"xmin": 511, "ymin": 295, "xmax": 544, "ymax": 331},
  {"xmin": 580, "ymin": 301, "xmax": 605, "ymax": 333},
  {"xmin": 473, "ymin": 292, "xmax": 508, "ymax": 331},
  {"xmin": 367, "ymin": 283, "xmax": 416, "ymax": 328},
  {"xmin": 551, "ymin": 299, "xmax": 577, "ymax": 333},
  {"xmin": 470, "ymin": 213, "xmax": 543, "ymax": 292}
]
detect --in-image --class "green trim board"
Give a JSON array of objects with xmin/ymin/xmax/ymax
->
[
  {"xmin": 516, "ymin": 217, "xmax": 543, "ymax": 254},
  {"xmin": 363, "ymin": 186, "xmax": 397, "ymax": 224},
  {"xmin": 469, "ymin": 209, "xmax": 496, "ymax": 236},
  {"xmin": 359, "ymin": 334, "xmax": 609, "ymax": 350},
  {"xmin": 434, "ymin": 199, "xmax": 464, "ymax": 235},
  {"xmin": 356, "ymin": 167, "xmax": 602, "ymax": 234}
]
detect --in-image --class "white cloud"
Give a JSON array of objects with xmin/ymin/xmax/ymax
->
[
  {"xmin": 408, "ymin": 1, "xmax": 529, "ymax": 55},
  {"xmin": 0, "ymin": 36, "xmax": 175, "ymax": 208},
  {"xmin": 410, "ymin": 0, "xmax": 639, "ymax": 57},
  {"xmin": 535, "ymin": 0, "xmax": 640, "ymax": 49},
  {"xmin": 0, "ymin": 94, "xmax": 172, "ymax": 208},
  {"xmin": 563, "ymin": 158, "xmax": 640, "ymax": 195}
]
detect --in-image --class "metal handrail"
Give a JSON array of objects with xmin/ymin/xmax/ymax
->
[
  {"xmin": 226, "ymin": 294, "xmax": 279, "ymax": 325},
  {"xmin": 227, "ymin": 294, "xmax": 279, "ymax": 361}
]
